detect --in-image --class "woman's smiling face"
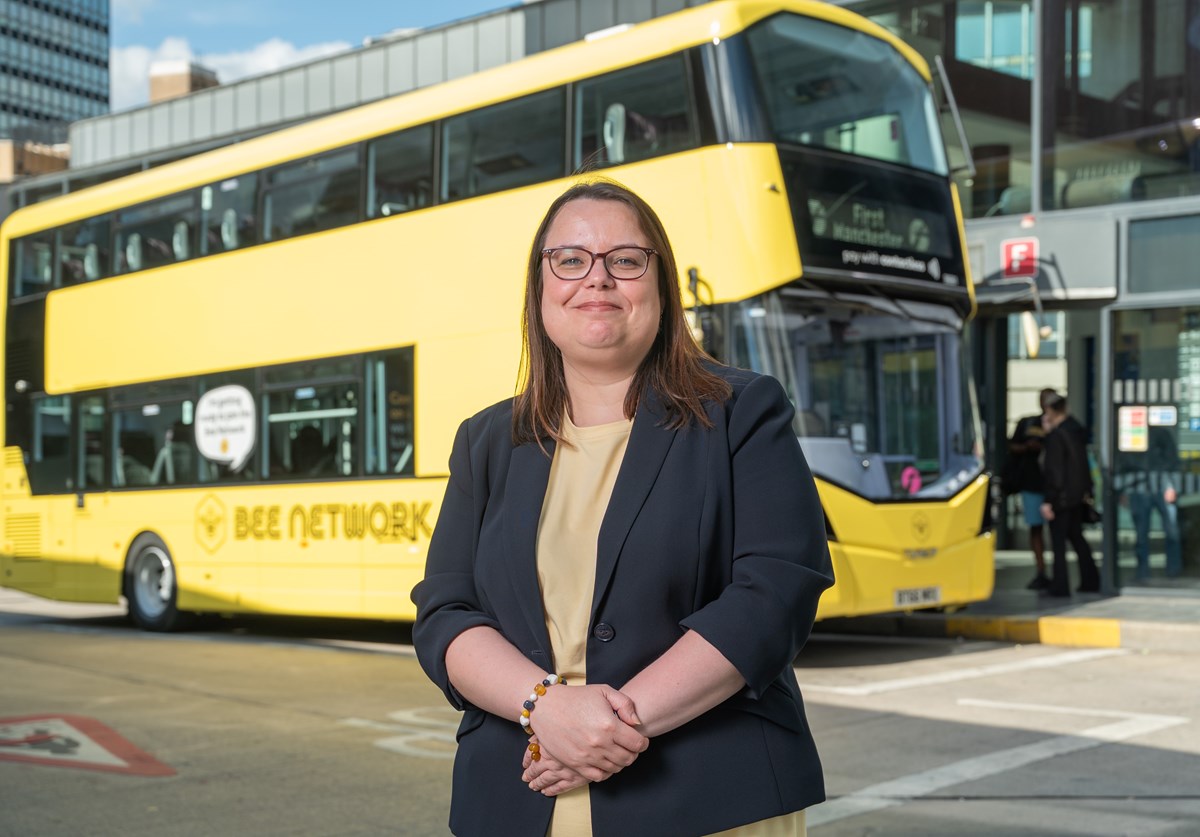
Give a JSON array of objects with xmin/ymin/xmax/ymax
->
[{"xmin": 539, "ymin": 198, "xmax": 662, "ymax": 374}]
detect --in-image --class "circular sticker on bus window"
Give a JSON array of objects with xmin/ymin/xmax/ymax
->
[{"xmin": 195, "ymin": 385, "xmax": 256, "ymax": 472}]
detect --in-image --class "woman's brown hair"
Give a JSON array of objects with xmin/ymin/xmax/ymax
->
[{"xmin": 513, "ymin": 179, "xmax": 731, "ymax": 447}]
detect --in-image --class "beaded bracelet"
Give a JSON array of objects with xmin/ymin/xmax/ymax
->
[{"xmin": 520, "ymin": 673, "xmax": 565, "ymax": 761}]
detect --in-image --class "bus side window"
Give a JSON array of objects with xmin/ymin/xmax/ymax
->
[
  {"xmin": 10, "ymin": 231, "xmax": 56, "ymax": 298},
  {"xmin": 365, "ymin": 348, "xmax": 414, "ymax": 477},
  {"xmin": 367, "ymin": 125, "xmax": 434, "ymax": 219},
  {"xmin": 78, "ymin": 395, "xmax": 108, "ymax": 490},
  {"xmin": 27, "ymin": 395, "xmax": 71, "ymax": 493},
  {"xmin": 113, "ymin": 402, "xmax": 190, "ymax": 488},
  {"xmin": 60, "ymin": 215, "xmax": 112, "ymax": 286},
  {"xmin": 113, "ymin": 192, "xmax": 199, "ymax": 275},
  {"xmin": 200, "ymin": 175, "xmax": 259, "ymax": 256},
  {"xmin": 262, "ymin": 148, "xmax": 361, "ymax": 242},
  {"xmin": 575, "ymin": 56, "xmax": 697, "ymax": 169},
  {"xmin": 264, "ymin": 359, "xmax": 360, "ymax": 479},
  {"xmin": 442, "ymin": 89, "xmax": 566, "ymax": 202}
]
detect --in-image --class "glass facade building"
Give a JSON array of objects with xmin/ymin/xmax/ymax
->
[
  {"xmin": 0, "ymin": 0, "xmax": 109, "ymax": 142},
  {"xmin": 843, "ymin": 0, "xmax": 1200, "ymax": 594}
]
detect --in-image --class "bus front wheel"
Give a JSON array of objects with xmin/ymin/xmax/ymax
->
[{"xmin": 124, "ymin": 534, "xmax": 191, "ymax": 632}]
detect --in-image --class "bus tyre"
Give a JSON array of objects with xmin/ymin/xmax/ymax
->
[{"xmin": 124, "ymin": 534, "xmax": 192, "ymax": 632}]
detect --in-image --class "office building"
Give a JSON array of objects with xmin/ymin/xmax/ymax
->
[
  {"xmin": 0, "ymin": 0, "xmax": 109, "ymax": 178},
  {"xmin": 837, "ymin": 0, "xmax": 1200, "ymax": 592}
]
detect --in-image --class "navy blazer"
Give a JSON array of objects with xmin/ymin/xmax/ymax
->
[{"xmin": 412, "ymin": 366, "xmax": 834, "ymax": 837}]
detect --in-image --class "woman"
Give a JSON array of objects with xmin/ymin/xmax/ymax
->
[{"xmin": 412, "ymin": 180, "xmax": 833, "ymax": 836}]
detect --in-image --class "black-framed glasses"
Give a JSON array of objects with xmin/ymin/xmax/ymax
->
[{"xmin": 541, "ymin": 246, "xmax": 658, "ymax": 280}]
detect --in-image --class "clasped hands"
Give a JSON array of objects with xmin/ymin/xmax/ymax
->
[{"xmin": 520, "ymin": 683, "xmax": 648, "ymax": 796}]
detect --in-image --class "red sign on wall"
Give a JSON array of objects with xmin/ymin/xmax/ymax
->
[{"xmin": 1002, "ymin": 237, "xmax": 1040, "ymax": 278}]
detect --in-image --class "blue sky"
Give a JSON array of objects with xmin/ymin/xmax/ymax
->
[{"xmin": 109, "ymin": 0, "xmax": 513, "ymax": 111}]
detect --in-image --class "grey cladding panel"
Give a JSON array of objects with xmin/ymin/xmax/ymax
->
[
  {"xmin": 360, "ymin": 48, "xmax": 386, "ymax": 102},
  {"xmin": 283, "ymin": 68, "xmax": 307, "ymax": 120},
  {"xmin": 190, "ymin": 92, "xmax": 214, "ymax": 141},
  {"xmin": 619, "ymin": 0, "xmax": 657, "ymax": 23},
  {"xmin": 259, "ymin": 75, "xmax": 282, "ymax": 124},
  {"xmin": 333, "ymin": 55, "xmax": 360, "ymax": 107},
  {"xmin": 478, "ymin": 15, "xmax": 509, "ymax": 70},
  {"xmin": 169, "ymin": 97, "xmax": 191, "ymax": 144},
  {"xmin": 581, "ymin": 0, "xmax": 616, "ymax": 34},
  {"xmin": 111, "ymin": 113, "xmax": 131, "ymax": 158},
  {"xmin": 151, "ymin": 105, "xmax": 171, "ymax": 149},
  {"xmin": 416, "ymin": 32, "xmax": 446, "ymax": 88},
  {"xmin": 213, "ymin": 87, "xmax": 235, "ymax": 135},
  {"xmin": 543, "ymin": 0, "xmax": 579, "ymax": 50},
  {"xmin": 130, "ymin": 109, "xmax": 150, "ymax": 155},
  {"xmin": 387, "ymin": 41, "xmax": 415, "ymax": 94},
  {"xmin": 446, "ymin": 25, "xmax": 477, "ymax": 79},
  {"xmin": 307, "ymin": 62, "xmax": 333, "ymax": 113},
  {"xmin": 236, "ymin": 83, "xmax": 258, "ymax": 131}
]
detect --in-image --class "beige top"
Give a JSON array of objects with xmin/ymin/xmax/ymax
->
[
  {"xmin": 538, "ymin": 414, "xmax": 632, "ymax": 837},
  {"xmin": 536, "ymin": 415, "xmax": 805, "ymax": 837}
]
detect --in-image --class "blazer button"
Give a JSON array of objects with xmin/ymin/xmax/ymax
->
[{"xmin": 592, "ymin": 622, "xmax": 615, "ymax": 642}]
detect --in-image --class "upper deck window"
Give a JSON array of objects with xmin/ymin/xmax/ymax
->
[
  {"xmin": 574, "ymin": 56, "xmax": 697, "ymax": 169},
  {"xmin": 114, "ymin": 192, "xmax": 199, "ymax": 275},
  {"xmin": 263, "ymin": 148, "xmax": 362, "ymax": 242},
  {"xmin": 745, "ymin": 13, "xmax": 948, "ymax": 176},
  {"xmin": 367, "ymin": 125, "xmax": 434, "ymax": 219},
  {"xmin": 442, "ymin": 90, "xmax": 566, "ymax": 201},
  {"xmin": 10, "ymin": 231, "xmax": 56, "ymax": 297},
  {"xmin": 200, "ymin": 174, "xmax": 259, "ymax": 256}
]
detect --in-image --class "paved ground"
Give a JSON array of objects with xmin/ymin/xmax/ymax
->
[
  {"xmin": 2, "ymin": 591, "xmax": 1197, "ymax": 837},
  {"xmin": 817, "ymin": 550, "xmax": 1200, "ymax": 652}
]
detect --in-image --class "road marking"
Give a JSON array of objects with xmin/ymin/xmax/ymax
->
[
  {"xmin": 798, "ymin": 647, "xmax": 1127, "ymax": 696},
  {"xmin": 340, "ymin": 707, "xmax": 458, "ymax": 759},
  {"xmin": 0, "ymin": 715, "xmax": 175, "ymax": 777},
  {"xmin": 807, "ymin": 699, "xmax": 1188, "ymax": 827}
]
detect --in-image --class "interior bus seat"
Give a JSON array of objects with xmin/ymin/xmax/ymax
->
[
  {"xmin": 171, "ymin": 220, "xmax": 190, "ymax": 261},
  {"xmin": 85, "ymin": 453, "xmax": 105, "ymax": 488},
  {"xmin": 603, "ymin": 103, "xmax": 675, "ymax": 165}
]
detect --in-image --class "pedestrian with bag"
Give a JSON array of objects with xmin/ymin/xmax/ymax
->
[{"xmin": 1039, "ymin": 394, "xmax": 1101, "ymax": 596}]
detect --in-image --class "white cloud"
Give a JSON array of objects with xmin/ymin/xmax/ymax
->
[
  {"xmin": 109, "ymin": 36, "xmax": 352, "ymax": 113},
  {"xmin": 201, "ymin": 38, "xmax": 352, "ymax": 85}
]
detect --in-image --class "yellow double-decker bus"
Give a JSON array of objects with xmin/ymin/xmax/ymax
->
[{"xmin": 1, "ymin": 0, "xmax": 992, "ymax": 630}]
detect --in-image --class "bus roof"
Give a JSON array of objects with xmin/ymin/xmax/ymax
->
[{"xmin": 2, "ymin": 0, "xmax": 928, "ymax": 240}]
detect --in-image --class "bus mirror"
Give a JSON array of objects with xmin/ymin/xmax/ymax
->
[{"xmin": 933, "ymin": 55, "xmax": 975, "ymax": 178}]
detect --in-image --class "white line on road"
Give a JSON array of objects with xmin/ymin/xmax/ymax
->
[
  {"xmin": 807, "ymin": 699, "xmax": 1189, "ymax": 827},
  {"xmin": 340, "ymin": 707, "xmax": 459, "ymax": 760},
  {"xmin": 798, "ymin": 648, "xmax": 1127, "ymax": 696},
  {"xmin": 958, "ymin": 697, "xmax": 1191, "ymax": 725}
]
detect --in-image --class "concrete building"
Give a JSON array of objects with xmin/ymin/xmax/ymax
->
[{"xmin": 148, "ymin": 60, "xmax": 219, "ymax": 105}]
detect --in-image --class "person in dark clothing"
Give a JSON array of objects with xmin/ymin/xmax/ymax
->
[
  {"xmin": 1039, "ymin": 395, "xmax": 1101, "ymax": 596},
  {"xmin": 1006, "ymin": 388, "xmax": 1058, "ymax": 589}
]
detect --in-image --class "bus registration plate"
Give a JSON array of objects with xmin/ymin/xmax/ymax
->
[{"xmin": 893, "ymin": 586, "xmax": 941, "ymax": 608}]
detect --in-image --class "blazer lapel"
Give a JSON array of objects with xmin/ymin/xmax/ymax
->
[
  {"xmin": 592, "ymin": 390, "xmax": 678, "ymax": 622},
  {"xmin": 505, "ymin": 438, "xmax": 556, "ymax": 652}
]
